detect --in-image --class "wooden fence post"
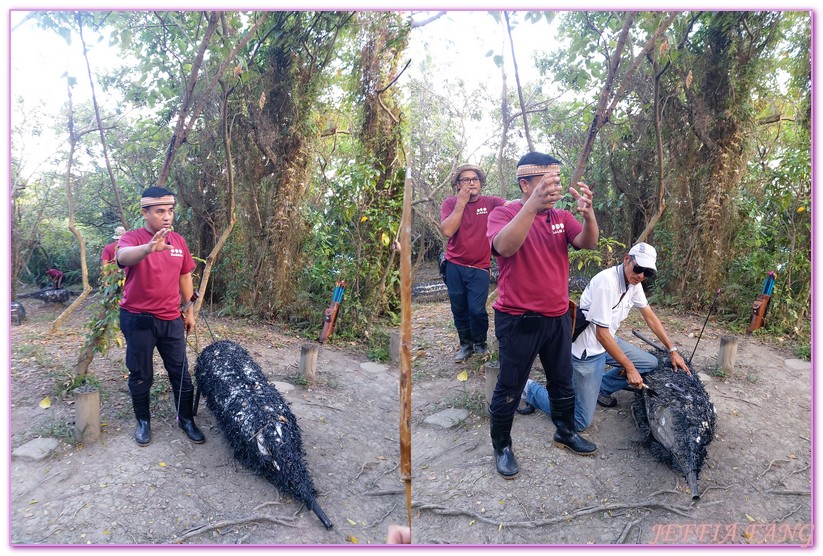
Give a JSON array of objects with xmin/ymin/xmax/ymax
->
[
  {"xmin": 300, "ymin": 344, "xmax": 319, "ymax": 384},
  {"xmin": 484, "ymin": 361, "xmax": 500, "ymax": 412},
  {"xmin": 73, "ymin": 385, "xmax": 101, "ymax": 444},
  {"xmin": 390, "ymin": 330, "xmax": 401, "ymax": 363},
  {"xmin": 718, "ymin": 336, "xmax": 739, "ymax": 376}
]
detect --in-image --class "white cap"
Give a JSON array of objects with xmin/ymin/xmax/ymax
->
[
  {"xmin": 113, "ymin": 226, "xmax": 126, "ymax": 239},
  {"xmin": 628, "ymin": 242, "xmax": 657, "ymax": 271}
]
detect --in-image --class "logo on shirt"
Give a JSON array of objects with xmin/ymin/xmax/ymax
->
[
  {"xmin": 551, "ymin": 222, "xmax": 566, "ymax": 235},
  {"xmin": 476, "ymin": 207, "xmax": 489, "ymax": 215},
  {"xmin": 169, "ymin": 247, "xmax": 184, "ymax": 258}
]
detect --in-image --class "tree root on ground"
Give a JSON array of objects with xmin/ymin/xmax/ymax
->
[{"xmin": 412, "ymin": 497, "xmax": 699, "ymax": 529}]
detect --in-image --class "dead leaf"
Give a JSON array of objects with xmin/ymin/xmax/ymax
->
[
  {"xmin": 39, "ymin": 396, "xmax": 51, "ymax": 409},
  {"xmin": 158, "ymin": 462, "xmax": 167, "ymax": 467},
  {"xmin": 346, "ymin": 518, "xmax": 357, "ymax": 526},
  {"xmin": 456, "ymin": 370, "xmax": 468, "ymax": 382},
  {"xmin": 347, "ymin": 535, "xmax": 359, "ymax": 544},
  {"xmin": 745, "ymin": 514, "xmax": 755, "ymax": 522}
]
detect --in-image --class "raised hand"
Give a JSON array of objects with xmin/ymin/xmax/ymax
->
[{"xmin": 569, "ymin": 182, "xmax": 594, "ymax": 218}]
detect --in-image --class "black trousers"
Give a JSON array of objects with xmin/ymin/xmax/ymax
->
[
  {"xmin": 120, "ymin": 309, "xmax": 192, "ymax": 398},
  {"xmin": 489, "ymin": 310, "xmax": 574, "ymax": 418}
]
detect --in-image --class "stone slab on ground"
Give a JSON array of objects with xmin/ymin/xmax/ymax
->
[
  {"xmin": 12, "ymin": 437, "xmax": 59, "ymax": 462},
  {"xmin": 424, "ymin": 408, "xmax": 469, "ymax": 428}
]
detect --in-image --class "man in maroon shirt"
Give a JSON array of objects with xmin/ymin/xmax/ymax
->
[
  {"xmin": 485, "ymin": 152, "xmax": 599, "ymax": 478},
  {"xmin": 117, "ymin": 187, "xmax": 204, "ymax": 446},
  {"xmin": 45, "ymin": 268, "xmax": 63, "ymax": 289},
  {"xmin": 101, "ymin": 226, "xmax": 125, "ymax": 266},
  {"xmin": 440, "ymin": 164, "xmax": 506, "ymax": 362}
]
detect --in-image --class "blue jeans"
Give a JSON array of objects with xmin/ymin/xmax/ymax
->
[
  {"xmin": 444, "ymin": 261, "xmax": 491, "ymax": 344},
  {"xmin": 523, "ymin": 337, "xmax": 658, "ymax": 431}
]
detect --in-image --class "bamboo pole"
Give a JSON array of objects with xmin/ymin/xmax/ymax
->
[{"xmin": 399, "ymin": 165, "xmax": 413, "ymax": 530}]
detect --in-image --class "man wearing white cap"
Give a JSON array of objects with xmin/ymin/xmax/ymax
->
[
  {"xmin": 102, "ymin": 225, "xmax": 126, "ymax": 265},
  {"xmin": 522, "ymin": 242, "xmax": 690, "ymax": 431}
]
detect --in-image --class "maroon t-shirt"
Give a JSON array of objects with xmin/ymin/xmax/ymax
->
[
  {"xmin": 101, "ymin": 241, "xmax": 118, "ymax": 264},
  {"xmin": 441, "ymin": 195, "xmax": 506, "ymax": 269},
  {"xmin": 118, "ymin": 228, "xmax": 196, "ymax": 320},
  {"xmin": 487, "ymin": 203, "xmax": 583, "ymax": 317}
]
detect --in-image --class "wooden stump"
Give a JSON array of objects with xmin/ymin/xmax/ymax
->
[
  {"xmin": 484, "ymin": 361, "xmax": 500, "ymax": 411},
  {"xmin": 389, "ymin": 330, "xmax": 401, "ymax": 363},
  {"xmin": 718, "ymin": 336, "xmax": 739, "ymax": 376},
  {"xmin": 300, "ymin": 344, "xmax": 319, "ymax": 384},
  {"xmin": 73, "ymin": 385, "xmax": 101, "ymax": 444}
]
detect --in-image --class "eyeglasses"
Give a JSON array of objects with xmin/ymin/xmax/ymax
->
[
  {"xmin": 457, "ymin": 177, "xmax": 481, "ymax": 185},
  {"xmin": 632, "ymin": 263, "xmax": 656, "ymax": 278}
]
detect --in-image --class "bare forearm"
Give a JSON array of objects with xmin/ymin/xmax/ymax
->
[
  {"xmin": 117, "ymin": 244, "xmax": 152, "ymax": 267},
  {"xmin": 440, "ymin": 205, "xmax": 466, "ymax": 238},
  {"xmin": 596, "ymin": 327, "xmax": 635, "ymax": 372},
  {"xmin": 572, "ymin": 214, "xmax": 599, "ymax": 250}
]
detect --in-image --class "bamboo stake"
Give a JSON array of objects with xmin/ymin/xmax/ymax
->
[{"xmin": 399, "ymin": 165, "xmax": 413, "ymax": 530}]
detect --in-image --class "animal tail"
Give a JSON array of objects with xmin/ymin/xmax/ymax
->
[
  {"xmin": 310, "ymin": 498, "xmax": 333, "ymax": 530},
  {"xmin": 686, "ymin": 470, "xmax": 700, "ymax": 500}
]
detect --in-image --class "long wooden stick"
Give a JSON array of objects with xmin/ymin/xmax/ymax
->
[{"xmin": 399, "ymin": 165, "xmax": 413, "ymax": 530}]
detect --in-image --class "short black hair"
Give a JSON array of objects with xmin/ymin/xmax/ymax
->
[
  {"xmin": 516, "ymin": 151, "xmax": 561, "ymax": 168},
  {"xmin": 141, "ymin": 186, "xmax": 176, "ymax": 199}
]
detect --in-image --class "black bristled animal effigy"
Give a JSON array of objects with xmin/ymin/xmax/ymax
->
[
  {"xmin": 19, "ymin": 288, "xmax": 70, "ymax": 304},
  {"xmin": 195, "ymin": 340, "xmax": 333, "ymax": 529},
  {"xmin": 632, "ymin": 351, "xmax": 716, "ymax": 500}
]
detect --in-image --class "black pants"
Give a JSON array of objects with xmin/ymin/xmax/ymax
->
[
  {"xmin": 120, "ymin": 309, "xmax": 192, "ymax": 398},
  {"xmin": 489, "ymin": 310, "xmax": 574, "ymax": 418}
]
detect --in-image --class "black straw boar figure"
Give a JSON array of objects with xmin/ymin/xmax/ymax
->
[
  {"xmin": 632, "ymin": 350, "xmax": 716, "ymax": 500},
  {"xmin": 19, "ymin": 288, "xmax": 70, "ymax": 304},
  {"xmin": 195, "ymin": 340, "xmax": 333, "ymax": 529}
]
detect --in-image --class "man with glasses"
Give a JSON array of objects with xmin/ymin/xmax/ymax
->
[
  {"xmin": 484, "ymin": 151, "xmax": 599, "ymax": 478},
  {"xmin": 440, "ymin": 164, "xmax": 506, "ymax": 362},
  {"xmin": 521, "ymin": 242, "xmax": 689, "ymax": 432}
]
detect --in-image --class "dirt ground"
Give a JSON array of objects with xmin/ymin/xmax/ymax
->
[
  {"xmin": 409, "ymin": 266, "xmax": 813, "ymax": 546},
  {"xmin": 6, "ymin": 271, "xmax": 813, "ymax": 549},
  {"xmin": 8, "ymin": 295, "xmax": 407, "ymax": 547}
]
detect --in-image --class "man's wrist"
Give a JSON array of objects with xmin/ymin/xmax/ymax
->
[
  {"xmin": 145, "ymin": 243, "xmax": 152, "ymax": 255},
  {"xmin": 668, "ymin": 346, "xmax": 678, "ymax": 353}
]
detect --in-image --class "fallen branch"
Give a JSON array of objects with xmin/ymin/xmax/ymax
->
[
  {"xmin": 364, "ymin": 489, "xmax": 404, "ymax": 496},
  {"xmin": 366, "ymin": 503, "xmax": 398, "ymax": 528},
  {"xmin": 757, "ymin": 458, "xmax": 791, "ymax": 479},
  {"xmin": 615, "ymin": 518, "xmax": 643, "ymax": 544},
  {"xmin": 170, "ymin": 514, "xmax": 300, "ymax": 543},
  {"xmin": 352, "ymin": 461, "xmax": 378, "ymax": 483},
  {"xmin": 765, "ymin": 490, "xmax": 810, "ymax": 496},
  {"xmin": 715, "ymin": 393, "xmax": 760, "ymax": 407},
  {"xmin": 776, "ymin": 504, "xmax": 804, "ymax": 522}
]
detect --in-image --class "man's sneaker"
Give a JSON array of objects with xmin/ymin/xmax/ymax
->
[
  {"xmin": 516, "ymin": 402, "xmax": 535, "ymax": 415},
  {"xmin": 473, "ymin": 343, "xmax": 489, "ymax": 357},
  {"xmin": 516, "ymin": 378, "xmax": 536, "ymax": 414},
  {"xmin": 597, "ymin": 392, "xmax": 617, "ymax": 408},
  {"xmin": 454, "ymin": 344, "xmax": 473, "ymax": 363}
]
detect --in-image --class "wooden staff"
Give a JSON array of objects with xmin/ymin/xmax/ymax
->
[{"xmin": 399, "ymin": 164, "xmax": 413, "ymax": 529}]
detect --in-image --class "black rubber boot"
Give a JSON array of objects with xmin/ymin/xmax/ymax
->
[
  {"xmin": 550, "ymin": 396, "xmax": 597, "ymax": 456},
  {"xmin": 454, "ymin": 328, "xmax": 473, "ymax": 363},
  {"xmin": 132, "ymin": 393, "xmax": 151, "ymax": 446},
  {"xmin": 175, "ymin": 389, "xmax": 205, "ymax": 444},
  {"xmin": 473, "ymin": 342, "xmax": 489, "ymax": 357},
  {"xmin": 490, "ymin": 414, "xmax": 519, "ymax": 478}
]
